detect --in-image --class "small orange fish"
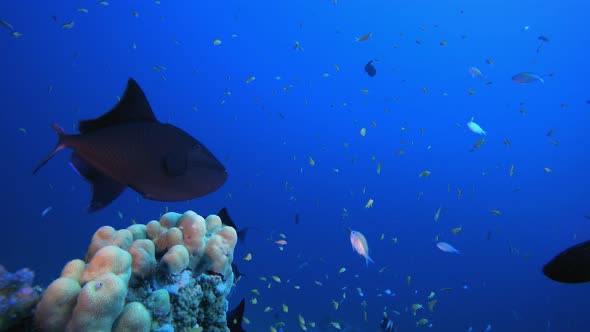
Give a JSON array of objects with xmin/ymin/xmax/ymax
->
[
  {"xmin": 275, "ymin": 239, "xmax": 287, "ymax": 245},
  {"xmin": 350, "ymin": 230, "xmax": 374, "ymax": 266},
  {"xmin": 355, "ymin": 33, "xmax": 372, "ymax": 42}
]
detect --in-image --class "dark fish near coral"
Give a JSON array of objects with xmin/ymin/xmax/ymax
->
[
  {"xmin": 227, "ymin": 298, "xmax": 246, "ymax": 332},
  {"xmin": 33, "ymin": 78, "xmax": 227, "ymax": 211},
  {"xmin": 218, "ymin": 207, "xmax": 255, "ymax": 244},
  {"xmin": 364, "ymin": 60, "xmax": 376, "ymax": 77},
  {"xmin": 231, "ymin": 263, "xmax": 244, "ymax": 284},
  {"xmin": 543, "ymin": 239, "xmax": 590, "ymax": 283}
]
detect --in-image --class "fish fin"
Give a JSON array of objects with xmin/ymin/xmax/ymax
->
[
  {"xmin": 70, "ymin": 153, "xmax": 126, "ymax": 212},
  {"xmin": 78, "ymin": 78, "xmax": 157, "ymax": 133},
  {"xmin": 218, "ymin": 207, "xmax": 237, "ymax": 229},
  {"xmin": 33, "ymin": 124, "xmax": 67, "ymax": 174},
  {"xmin": 226, "ymin": 298, "xmax": 246, "ymax": 332},
  {"xmin": 366, "ymin": 255, "xmax": 375, "ymax": 266}
]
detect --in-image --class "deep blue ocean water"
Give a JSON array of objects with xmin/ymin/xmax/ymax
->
[{"xmin": 1, "ymin": 0, "xmax": 589, "ymax": 331}]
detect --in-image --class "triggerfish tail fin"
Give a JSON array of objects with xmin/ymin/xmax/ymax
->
[{"xmin": 32, "ymin": 123, "xmax": 67, "ymax": 174}]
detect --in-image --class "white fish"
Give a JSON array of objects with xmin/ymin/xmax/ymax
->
[
  {"xmin": 41, "ymin": 206, "xmax": 53, "ymax": 217},
  {"xmin": 436, "ymin": 241, "xmax": 460, "ymax": 254},
  {"xmin": 350, "ymin": 230, "xmax": 375, "ymax": 266},
  {"xmin": 467, "ymin": 118, "xmax": 486, "ymax": 135}
]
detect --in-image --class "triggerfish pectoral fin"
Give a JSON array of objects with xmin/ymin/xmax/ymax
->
[
  {"xmin": 70, "ymin": 153, "xmax": 126, "ymax": 212},
  {"xmin": 227, "ymin": 298, "xmax": 246, "ymax": 332}
]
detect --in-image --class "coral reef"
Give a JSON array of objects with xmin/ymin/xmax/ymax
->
[
  {"xmin": 0, "ymin": 266, "xmax": 42, "ymax": 330},
  {"xmin": 34, "ymin": 210, "xmax": 238, "ymax": 332}
]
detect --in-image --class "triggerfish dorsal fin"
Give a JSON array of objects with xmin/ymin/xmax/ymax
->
[
  {"xmin": 218, "ymin": 207, "xmax": 256, "ymax": 245},
  {"xmin": 227, "ymin": 298, "xmax": 246, "ymax": 332},
  {"xmin": 218, "ymin": 207, "xmax": 236, "ymax": 229},
  {"xmin": 78, "ymin": 78, "xmax": 157, "ymax": 134},
  {"xmin": 70, "ymin": 153, "xmax": 127, "ymax": 211}
]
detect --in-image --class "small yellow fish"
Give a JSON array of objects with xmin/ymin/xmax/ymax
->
[
  {"xmin": 376, "ymin": 161, "xmax": 382, "ymax": 174},
  {"xmin": 298, "ymin": 314, "xmax": 305, "ymax": 325},
  {"xmin": 355, "ymin": 33, "xmax": 372, "ymax": 42},
  {"xmin": 338, "ymin": 267, "xmax": 346, "ymax": 274},
  {"xmin": 360, "ymin": 89, "xmax": 369, "ymax": 94},
  {"xmin": 308, "ymin": 155, "xmax": 315, "ymax": 166},
  {"xmin": 470, "ymin": 138, "xmax": 486, "ymax": 152},
  {"xmin": 365, "ymin": 199, "xmax": 374, "ymax": 208},
  {"xmin": 78, "ymin": 8, "xmax": 89, "ymax": 13},
  {"xmin": 270, "ymin": 326, "xmax": 277, "ymax": 332},
  {"xmin": 271, "ymin": 275, "xmax": 281, "ymax": 283},
  {"xmin": 509, "ymin": 164, "xmax": 515, "ymax": 177},
  {"xmin": 416, "ymin": 318, "xmax": 429, "ymax": 326},
  {"xmin": 62, "ymin": 21, "xmax": 75, "ymax": 29},
  {"xmin": 490, "ymin": 209, "xmax": 502, "ymax": 216},
  {"xmin": 330, "ymin": 321, "xmax": 342, "ymax": 330},
  {"xmin": 251, "ymin": 298, "xmax": 257, "ymax": 304},
  {"xmin": 411, "ymin": 303, "xmax": 423, "ymax": 316},
  {"xmin": 245, "ymin": 76, "xmax": 255, "ymax": 84},
  {"xmin": 334, "ymin": 64, "xmax": 340, "ymax": 71},
  {"xmin": 0, "ymin": 19, "xmax": 14, "ymax": 30},
  {"xmin": 332, "ymin": 300, "xmax": 339, "ymax": 310},
  {"xmin": 434, "ymin": 206, "xmax": 442, "ymax": 222},
  {"xmin": 213, "ymin": 38, "xmax": 222, "ymax": 46},
  {"xmin": 359, "ymin": 127, "xmax": 367, "ymax": 136},
  {"xmin": 451, "ymin": 226, "xmax": 462, "ymax": 234},
  {"xmin": 251, "ymin": 289, "xmax": 260, "ymax": 295},
  {"xmin": 428, "ymin": 299, "xmax": 437, "ymax": 312},
  {"xmin": 428, "ymin": 291, "xmax": 435, "ymax": 299},
  {"xmin": 282, "ymin": 303, "xmax": 288, "ymax": 313},
  {"xmin": 243, "ymin": 253, "xmax": 252, "ymax": 261},
  {"xmin": 544, "ymin": 167, "xmax": 552, "ymax": 173},
  {"xmin": 419, "ymin": 170, "xmax": 431, "ymax": 178},
  {"xmin": 98, "ymin": 1, "xmax": 109, "ymax": 5},
  {"xmin": 264, "ymin": 306, "xmax": 272, "ymax": 312},
  {"xmin": 293, "ymin": 40, "xmax": 303, "ymax": 50}
]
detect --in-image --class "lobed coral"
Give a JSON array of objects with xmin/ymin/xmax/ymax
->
[
  {"xmin": 0, "ymin": 265, "xmax": 42, "ymax": 330},
  {"xmin": 34, "ymin": 210, "xmax": 238, "ymax": 332}
]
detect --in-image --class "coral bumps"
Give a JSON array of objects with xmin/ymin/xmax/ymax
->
[{"xmin": 35, "ymin": 210, "xmax": 237, "ymax": 332}]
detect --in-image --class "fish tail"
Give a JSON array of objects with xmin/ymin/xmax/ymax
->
[
  {"xmin": 365, "ymin": 255, "xmax": 375, "ymax": 266},
  {"xmin": 32, "ymin": 123, "xmax": 67, "ymax": 174}
]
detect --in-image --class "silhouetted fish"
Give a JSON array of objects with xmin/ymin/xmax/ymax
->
[
  {"xmin": 364, "ymin": 60, "xmax": 376, "ymax": 77},
  {"xmin": 231, "ymin": 263, "xmax": 244, "ymax": 284},
  {"xmin": 33, "ymin": 78, "xmax": 227, "ymax": 211},
  {"xmin": 227, "ymin": 298, "xmax": 246, "ymax": 332},
  {"xmin": 218, "ymin": 207, "xmax": 255, "ymax": 244},
  {"xmin": 543, "ymin": 239, "xmax": 590, "ymax": 283}
]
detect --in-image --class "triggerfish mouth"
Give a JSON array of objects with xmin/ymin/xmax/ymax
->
[
  {"xmin": 350, "ymin": 230, "xmax": 375, "ymax": 266},
  {"xmin": 33, "ymin": 78, "xmax": 227, "ymax": 212}
]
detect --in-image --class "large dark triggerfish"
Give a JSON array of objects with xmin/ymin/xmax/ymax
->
[
  {"xmin": 543, "ymin": 239, "xmax": 590, "ymax": 283},
  {"xmin": 33, "ymin": 78, "xmax": 227, "ymax": 211}
]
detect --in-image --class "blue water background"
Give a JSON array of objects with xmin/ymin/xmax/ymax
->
[{"xmin": 1, "ymin": 0, "xmax": 589, "ymax": 331}]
